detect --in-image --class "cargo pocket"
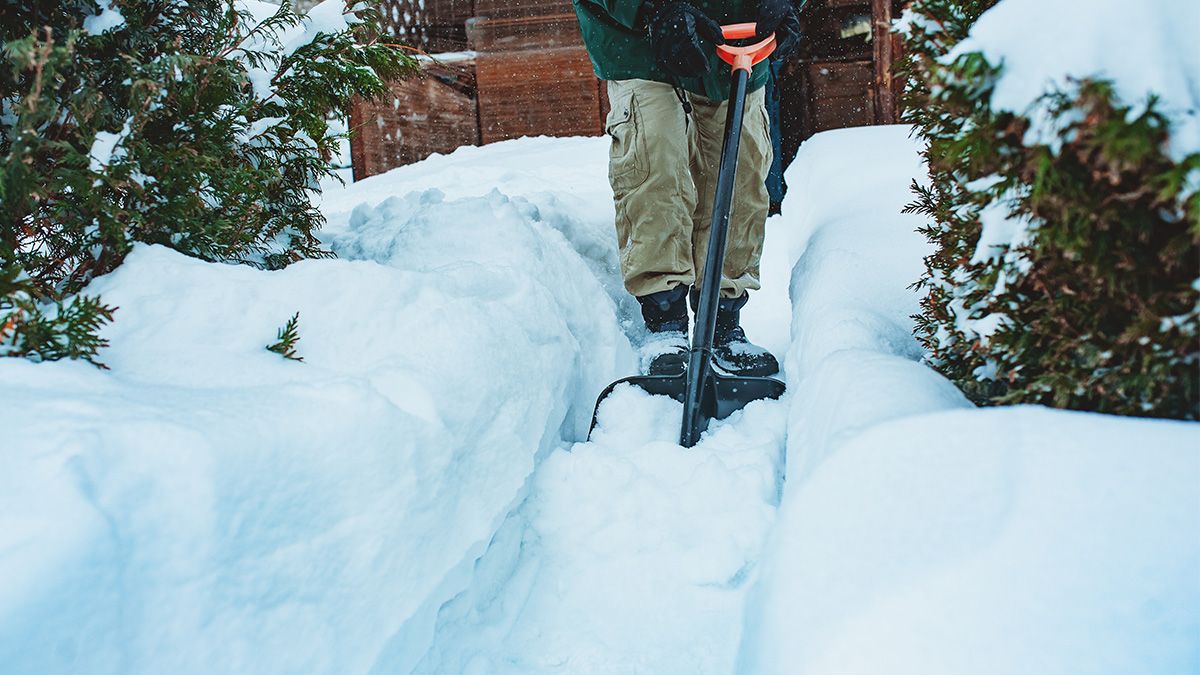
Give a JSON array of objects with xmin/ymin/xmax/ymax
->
[{"xmin": 606, "ymin": 87, "xmax": 649, "ymax": 194}]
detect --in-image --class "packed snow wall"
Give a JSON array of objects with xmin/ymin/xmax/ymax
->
[{"xmin": 0, "ymin": 137, "xmax": 635, "ymax": 674}]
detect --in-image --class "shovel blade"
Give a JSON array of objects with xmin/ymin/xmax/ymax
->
[
  {"xmin": 587, "ymin": 372, "xmax": 785, "ymax": 440},
  {"xmin": 709, "ymin": 372, "xmax": 787, "ymax": 419}
]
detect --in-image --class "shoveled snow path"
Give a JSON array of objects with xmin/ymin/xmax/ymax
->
[
  {"xmin": 319, "ymin": 135, "xmax": 797, "ymax": 672},
  {"xmin": 409, "ymin": 179, "xmax": 802, "ymax": 674},
  {"xmin": 317, "ymin": 131, "xmax": 859, "ymax": 674},
  {"xmin": 416, "ymin": 389, "xmax": 790, "ymax": 673}
]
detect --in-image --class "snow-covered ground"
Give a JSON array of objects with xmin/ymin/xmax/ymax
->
[
  {"xmin": 323, "ymin": 139, "xmax": 798, "ymax": 674},
  {"xmin": 736, "ymin": 128, "xmax": 1200, "ymax": 674},
  {"xmin": 1, "ymin": 128, "xmax": 1197, "ymax": 674},
  {"xmin": 0, "ymin": 138, "xmax": 631, "ymax": 673}
]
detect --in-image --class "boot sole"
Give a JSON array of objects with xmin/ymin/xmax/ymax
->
[
  {"xmin": 648, "ymin": 354, "xmax": 687, "ymax": 377},
  {"xmin": 712, "ymin": 357, "xmax": 780, "ymax": 378}
]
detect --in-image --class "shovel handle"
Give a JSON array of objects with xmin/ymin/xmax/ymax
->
[{"xmin": 716, "ymin": 23, "xmax": 776, "ymax": 72}]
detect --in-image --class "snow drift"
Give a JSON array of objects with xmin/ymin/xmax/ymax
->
[
  {"xmin": 0, "ymin": 137, "xmax": 631, "ymax": 674},
  {"xmin": 948, "ymin": 0, "xmax": 1200, "ymax": 160},
  {"xmin": 1, "ymin": 125, "xmax": 1195, "ymax": 674},
  {"xmin": 737, "ymin": 128, "xmax": 1200, "ymax": 674}
]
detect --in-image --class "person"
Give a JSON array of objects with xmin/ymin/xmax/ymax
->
[
  {"xmin": 572, "ymin": 0, "xmax": 803, "ymax": 378},
  {"xmin": 765, "ymin": 59, "xmax": 788, "ymax": 216}
]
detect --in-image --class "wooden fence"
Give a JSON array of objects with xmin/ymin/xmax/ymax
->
[{"xmin": 350, "ymin": 0, "xmax": 905, "ymax": 180}]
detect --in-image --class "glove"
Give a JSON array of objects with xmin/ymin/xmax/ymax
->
[
  {"xmin": 755, "ymin": 0, "xmax": 803, "ymax": 61},
  {"xmin": 644, "ymin": 1, "xmax": 725, "ymax": 78}
]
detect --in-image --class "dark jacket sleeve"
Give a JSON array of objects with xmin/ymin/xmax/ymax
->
[{"xmin": 577, "ymin": 0, "xmax": 647, "ymax": 30}]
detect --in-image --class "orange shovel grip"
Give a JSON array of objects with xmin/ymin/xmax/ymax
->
[{"xmin": 716, "ymin": 22, "xmax": 776, "ymax": 72}]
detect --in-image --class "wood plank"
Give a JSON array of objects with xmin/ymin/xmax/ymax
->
[
  {"xmin": 475, "ymin": 46, "xmax": 603, "ymax": 143},
  {"xmin": 871, "ymin": 0, "xmax": 898, "ymax": 124},
  {"xmin": 473, "ymin": 0, "xmax": 573, "ymax": 20},
  {"xmin": 349, "ymin": 59, "xmax": 481, "ymax": 179},
  {"xmin": 466, "ymin": 14, "xmax": 583, "ymax": 51},
  {"xmin": 375, "ymin": 0, "xmax": 475, "ymax": 52},
  {"xmin": 805, "ymin": 59, "xmax": 875, "ymax": 134},
  {"xmin": 808, "ymin": 61, "xmax": 874, "ymax": 89}
]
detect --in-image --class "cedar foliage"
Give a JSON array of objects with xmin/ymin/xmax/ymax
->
[
  {"xmin": 900, "ymin": 0, "xmax": 1200, "ymax": 419},
  {"xmin": 267, "ymin": 311, "xmax": 303, "ymax": 362},
  {"xmin": 1, "ymin": 0, "xmax": 415, "ymax": 365}
]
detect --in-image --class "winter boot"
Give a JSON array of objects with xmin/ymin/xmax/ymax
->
[
  {"xmin": 637, "ymin": 285, "xmax": 690, "ymax": 376},
  {"xmin": 702, "ymin": 291, "xmax": 780, "ymax": 377}
]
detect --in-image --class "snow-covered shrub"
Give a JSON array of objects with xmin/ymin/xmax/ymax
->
[
  {"xmin": 901, "ymin": 0, "xmax": 1200, "ymax": 419},
  {"xmin": 0, "ymin": 0, "xmax": 415, "ymax": 364}
]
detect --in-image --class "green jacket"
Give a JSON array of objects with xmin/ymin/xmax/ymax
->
[{"xmin": 573, "ymin": 0, "xmax": 769, "ymax": 101}]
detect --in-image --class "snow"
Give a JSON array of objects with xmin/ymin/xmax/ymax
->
[
  {"xmin": 767, "ymin": 127, "xmax": 974, "ymax": 483},
  {"xmin": 971, "ymin": 193, "xmax": 1033, "ymax": 267},
  {"xmin": 2, "ymin": 126, "xmax": 1197, "ymax": 674},
  {"xmin": 239, "ymin": 0, "xmax": 288, "ymax": 22},
  {"xmin": 377, "ymin": 142, "xmax": 797, "ymax": 673},
  {"xmin": 415, "ymin": 389, "xmax": 789, "ymax": 672},
  {"xmin": 0, "ymin": 136, "xmax": 631, "ymax": 674},
  {"xmin": 280, "ymin": 0, "xmax": 358, "ymax": 57},
  {"xmin": 740, "ymin": 407, "xmax": 1200, "ymax": 675},
  {"xmin": 325, "ymin": 115, "xmax": 353, "ymax": 183},
  {"xmin": 88, "ymin": 129, "xmax": 125, "ymax": 173},
  {"xmin": 240, "ymin": 115, "xmax": 286, "ymax": 143},
  {"xmin": 235, "ymin": 0, "xmax": 359, "ymax": 102},
  {"xmin": 415, "ymin": 51, "xmax": 478, "ymax": 63},
  {"xmin": 83, "ymin": 0, "xmax": 126, "ymax": 34},
  {"xmin": 88, "ymin": 116, "xmax": 136, "ymax": 175},
  {"xmin": 948, "ymin": 0, "xmax": 1200, "ymax": 160},
  {"xmin": 736, "ymin": 127, "xmax": 1200, "ymax": 674}
]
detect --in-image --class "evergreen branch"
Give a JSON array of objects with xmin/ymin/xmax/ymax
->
[{"xmin": 266, "ymin": 311, "xmax": 303, "ymax": 362}]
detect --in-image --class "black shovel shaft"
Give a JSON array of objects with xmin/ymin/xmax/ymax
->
[{"xmin": 680, "ymin": 66, "xmax": 750, "ymax": 448}]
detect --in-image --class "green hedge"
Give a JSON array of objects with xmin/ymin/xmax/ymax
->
[
  {"xmin": 900, "ymin": 0, "xmax": 1200, "ymax": 419},
  {"xmin": 1, "ymin": 1, "xmax": 414, "ymax": 365}
]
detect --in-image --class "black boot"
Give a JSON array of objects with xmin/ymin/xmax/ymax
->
[
  {"xmin": 636, "ymin": 285, "xmax": 689, "ymax": 376},
  {"xmin": 709, "ymin": 293, "xmax": 780, "ymax": 377}
]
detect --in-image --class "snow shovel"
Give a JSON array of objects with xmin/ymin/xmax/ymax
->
[{"xmin": 589, "ymin": 24, "xmax": 786, "ymax": 448}]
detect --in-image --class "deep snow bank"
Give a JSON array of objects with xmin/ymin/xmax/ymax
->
[
  {"xmin": 737, "ymin": 126, "xmax": 1200, "ymax": 673},
  {"xmin": 0, "ymin": 137, "xmax": 631, "ymax": 674},
  {"xmin": 948, "ymin": 0, "xmax": 1200, "ymax": 160},
  {"xmin": 415, "ymin": 386, "xmax": 789, "ymax": 673},
  {"xmin": 775, "ymin": 128, "xmax": 971, "ymax": 485},
  {"xmin": 745, "ymin": 406, "xmax": 1200, "ymax": 675}
]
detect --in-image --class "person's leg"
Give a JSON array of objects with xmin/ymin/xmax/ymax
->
[
  {"xmin": 606, "ymin": 79, "xmax": 697, "ymax": 375},
  {"xmin": 687, "ymin": 86, "xmax": 771, "ymax": 300},
  {"xmin": 606, "ymin": 79, "xmax": 697, "ymax": 298},
  {"xmin": 765, "ymin": 61, "xmax": 787, "ymax": 216},
  {"xmin": 686, "ymin": 87, "xmax": 779, "ymax": 376}
]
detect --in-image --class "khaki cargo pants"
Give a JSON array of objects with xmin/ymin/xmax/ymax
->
[{"xmin": 605, "ymin": 78, "xmax": 771, "ymax": 299}]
